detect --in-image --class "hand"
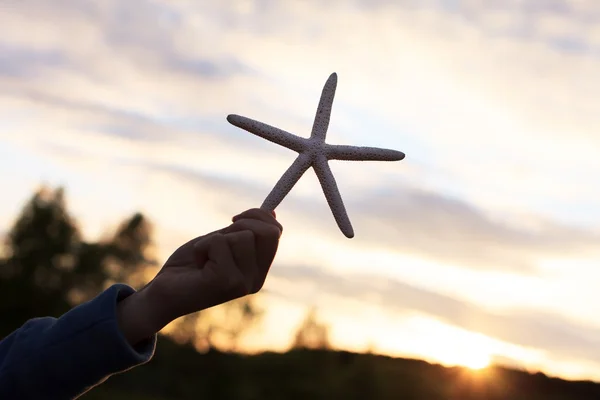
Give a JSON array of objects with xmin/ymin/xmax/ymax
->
[{"xmin": 117, "ymin": 208, "xmax": 282, "ymax": 345}]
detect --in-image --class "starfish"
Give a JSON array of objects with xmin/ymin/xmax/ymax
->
[{"xmin": 227, "ymin": 72, "xmax": 405, "ymax": 238}]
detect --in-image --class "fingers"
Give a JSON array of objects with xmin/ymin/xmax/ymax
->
[
  {"xmin": 225, "ymin": 230, "xmax": 260, "ymax": 293},
  {"xmin": 202, "ymin": 233, "xmax": 249, "ymax": 298},
  {"xmin": 232, "ymin": 208, "xmax": 283, "ymax": 235},
  {"xmin": 223, "ymin": 218, "xmax": 279, "ymax": 278},
  {"xmin": 166, "ymin": 208, "xmax": 279, "ymax": 269},
  {"xmin": 225, "ymin": 217, "xmax": 281, "ymax": 239},
  {"xmin": 196, "ymin": 231, "xmax": 261, "ymax": 295},
  {"xmin": 171, "ymin": 209, "xmax": 280, "ymax": 303},
  {"xmin": 165, "ymin": 229, "xmax": 222, "ymax": 269}
]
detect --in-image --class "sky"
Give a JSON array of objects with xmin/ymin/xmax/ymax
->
[{"xmin": 2, "ymin": 0, "xmax": 600, "ymax": 381}]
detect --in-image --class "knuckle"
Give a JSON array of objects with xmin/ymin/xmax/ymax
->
[
  {"xmin": 231, "ymin": 219, "xmax": 252, "ymax": 230},
  {"xmin": 266, "ymin": 224, "xmax": 281, "ymax": 238},
  {"xmin": 225, "ymin": 231, "xmax": 242, "ymax": 245},
  {"xmin": 211, "ymin": 233, "xmax": 227, "ymax": 246},
  {"xmin": 238, "ymin": 219, "xmax": 278, "ymax": 236},
  {"xmin": 240, "ymin": 229, "xmax": 255, "ymax": 241},
  {"xmin": 226, "ymin": 230, "xmax": 255, "ymax": 249}
]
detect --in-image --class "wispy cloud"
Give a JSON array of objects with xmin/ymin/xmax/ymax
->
[
  {"xmin": 269, "ymin": 263, "xmax": 600, "ymax": 364},
  {"xmin": 148, "ymin": 159, "xmax": 600, "ymax": 274}
]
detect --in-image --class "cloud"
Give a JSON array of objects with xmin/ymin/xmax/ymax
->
[
  {"xmin": 0, "ymin": 44, "xmax": 70, "ymax": 79},
  {"xmin": 348, "ymin": 186, "xmax": 600, "ymax": 272},
  {"xmin": 0, "ymin": 87, "xmax": 238, "ymax": 145},
  {"xmin": 163, "ymin": 56, "xmax": 255, "ymax": 80},
  {"xmin": 268, "ymin": 263, "xmax": 600, "ymax": 365},
  {"xmin": 22, "ymin": 135, "xmax": 590, "ymax": 277},
  {"xmin": 21, "ymin": 131, "xmax": 592, "ymax": 277},
  {"xmin": 3, "ymin": 0, "xmax": 600, "ymax": 276},
  {"xmin": 136, "ymin": 159, "xmax": 600, "ymax": 274}
]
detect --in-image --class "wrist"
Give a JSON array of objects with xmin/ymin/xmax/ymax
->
[{"xmin": 116, "ymin": 287, "xmax": 163, "ymax": 346}]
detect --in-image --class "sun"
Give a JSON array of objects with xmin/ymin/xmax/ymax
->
[
  {"xmin": 433, "ymin": 346, "xmax": 492, "ymax": 371},
  {"xmin": 461, "ymin": 352, "xmax": 491, "ymax": 371},
  {"xmin": 407, "ymin": 317, "xmax": 494, "ymax": 371},
  {"xmin": 369, "ymin": 314, "xmax": 498, "ymax": 373}
]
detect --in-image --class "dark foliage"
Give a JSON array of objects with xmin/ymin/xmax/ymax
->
[
  {"xmin": 0, "ymin": 187, "xmax": 153, "ymax": 337},
  {"xmin": 84, "ymin": 340, "xmax": 600, "ymax": 400}
]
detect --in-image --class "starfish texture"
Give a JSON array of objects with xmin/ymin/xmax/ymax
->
[{"xmin": 227, "ymin": 72, "xmax": 405, "ymax": 238}]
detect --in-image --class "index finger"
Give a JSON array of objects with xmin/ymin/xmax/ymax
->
[{"xmin": 232, "ymin": 208, "xmax": 283, "ymax": 234}]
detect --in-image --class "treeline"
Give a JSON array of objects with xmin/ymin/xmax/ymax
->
[
  {"xmin": 87, "ymin": 342, "xmax": 600, "ymax": 400},
  {"xmin": 1, "ymin": 187, "xmax": 599, "ymax": 399}
]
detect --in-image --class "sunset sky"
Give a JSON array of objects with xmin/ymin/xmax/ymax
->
[{"xmin": 2, "ymin": 0, "xmax": 600, "ymax": 381}]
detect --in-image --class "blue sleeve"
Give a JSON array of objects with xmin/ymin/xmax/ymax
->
[{"xmin": 0, "ymin": 284, "xmax": 157, "ymax": 400}]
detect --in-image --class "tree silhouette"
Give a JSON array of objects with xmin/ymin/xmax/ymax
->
[
  {"xmin": 0, "ymin": 186, "xmax": 263, "ymax": 350},
  {"xmin": 0, "ymin": 187, "xmax": 80, "ymax": 334},
  {"xmin": 292, "ymin": 307, "xmax": 331, "ymax": 350}
]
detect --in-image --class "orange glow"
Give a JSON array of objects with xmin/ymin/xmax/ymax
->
[
  {"xmin": 430, "ymin": 340, "xmax": 492, "ymax": 371},
  {"xmin": 463, "ymin": 354, "xmax": 491, "ymax": 371},
  {"xmin": 373, "ymin": 314, "xmax": 496, "ymax": 371}
]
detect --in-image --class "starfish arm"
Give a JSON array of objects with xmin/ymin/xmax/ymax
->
[
  {"xmin": 312, "ymin": 156, "xmax": 354, "ymax": 238},
  {"xmin": 227, "ymin": 114, "xmax": 307, "ymax": 153},
  {"xmin": 261, "ymin": 154, "xmax": 313, "ymax": 211},
  {"xmin": 326, "ymin": 144, "xmax": 405, "ymax": 161},
  {"xmin": 309, "ymin": 73, "xmax": 337, "ymax": 142}
]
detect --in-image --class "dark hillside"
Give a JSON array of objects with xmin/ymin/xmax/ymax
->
[{"xmin": 84, "ymin": 337, "xmax": 600, "ymax": 400}]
